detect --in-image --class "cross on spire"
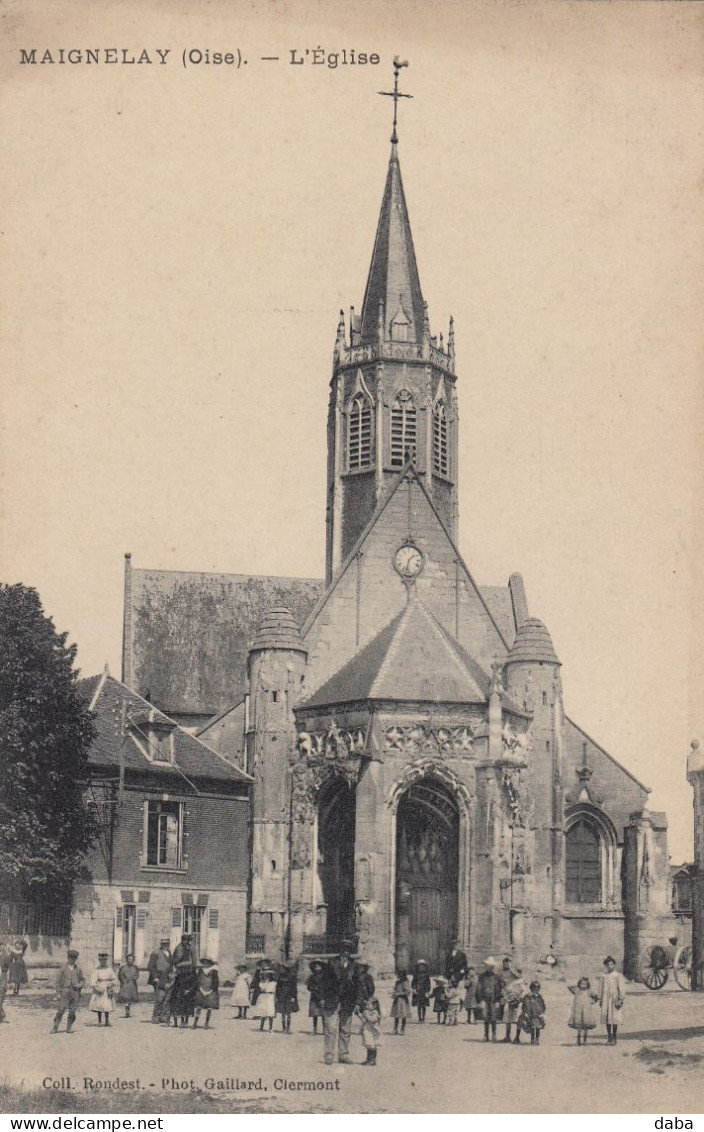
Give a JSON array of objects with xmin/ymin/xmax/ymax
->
[{"xmin": 378, "ymin": 57, "xmax": 412, "ymax": 145}]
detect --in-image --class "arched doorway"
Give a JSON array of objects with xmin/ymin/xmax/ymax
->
[
  {"xmin": 395, "ymin": 777, "xmax": 459, "ymax": 971},
  {"xmin": 318, "ymin": 778, "xmax": 356, "ymax": 948}
]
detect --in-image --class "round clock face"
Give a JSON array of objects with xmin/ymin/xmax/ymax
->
[{"xmin": 394, "ymin": 543, "xmax": 424, "ymax": 578}]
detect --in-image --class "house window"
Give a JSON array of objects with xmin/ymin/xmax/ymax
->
[
  {"xmin": 391, "ymin": 389, "xmax": 416, "ymax": 468},
  {"xmin": 565, "ymin": 818, "xmax": 601, "ymax": 903},
  {"xmin": 672, "ymin": 871, "xmax": 692, "ymax": 912},
  {"xmin": 145, "ymin": 800, "xmax": 183, "ymax": 868},
  {"xmin": 433, "ymin": 400, "xmax": 448, "ymax": 476},
  {"xmin": 183, "ymin": 905, "xmax": 203, "ymax": 959},
  {"xmin": 348, "ymin": 393, "xmax": 372, "ymax": 470},
  {"xmin": 147, "ymin": 727, "xmax": 173, "ymax": 763}
]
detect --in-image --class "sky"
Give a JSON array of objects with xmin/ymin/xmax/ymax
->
[{"xmin": 1, "ymin": 0, "xmax": 702, "ymax": 860}]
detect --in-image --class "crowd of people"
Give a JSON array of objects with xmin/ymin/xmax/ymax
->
[{"xmin": 0, "ymin": 933, "xmax": 629, "ymax": 1061}]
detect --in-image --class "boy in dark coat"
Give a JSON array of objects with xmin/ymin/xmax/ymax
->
[
  {"xmin": 306, "ymin": 960, "xmax": 327, "ymax": 1033},
  {"xmin": 476, "ymin": 957, "xmax": 503, "ymax": 1042},
  {"xmin": 275, "ymin": 961, "xmax": 299, "ymax": 1033}
]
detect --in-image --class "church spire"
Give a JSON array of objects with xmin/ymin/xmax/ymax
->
[{"xmin": 360, "ymin": 61, "xmax": 424, "ymax": 346}]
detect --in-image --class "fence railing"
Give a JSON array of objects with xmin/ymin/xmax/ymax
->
[{"xmin": 0, "ymin": 901, "xmax": 71, "ymax": 938}]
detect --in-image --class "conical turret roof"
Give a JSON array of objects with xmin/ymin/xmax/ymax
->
[
  {"xmin": 505, "ymin": 617, "xmax": 560, "ymax": 665},
  {"xmin": 249, "ymin": 608, "xmax": 306, "ymax": 655},
  {"xmin": 359, "ymin": 147, "xmax": 425, "ymax": 345}
]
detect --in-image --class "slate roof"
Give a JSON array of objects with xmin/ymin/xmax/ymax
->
[
  {"xmin": 359, "ymin": 147, "xmax": 426, "ymax": 345},
  {"xmin": 506, "ymin": 617, "xmax": 560, "ymax": 665},
  {"xmin": 78, "ymin": 671, "xmax": 251, "ymax": 785},
  {"xmin": 301, "ymin": 597, "xmax": 527, "ymax": 712},
  {"xmin": 123, "ymin": 565, "xmax": 322, "ymax": 717}
]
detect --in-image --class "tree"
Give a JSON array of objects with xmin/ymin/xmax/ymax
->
[{"xmin": 0, "ymin": 583, "xmax": 97, "ymax": 903}]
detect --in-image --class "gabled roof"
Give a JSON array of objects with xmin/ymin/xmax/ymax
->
[
  {"xmin": 301, "ymin": 464, "xmax": 513, "ymax": 654},
  {"xmin": 359, "ymin": 148, "xmax": 426, "ymax": 345},
  {"xmin": 301, "ymin": 597, "xmax": 491, "ymax": 709},
  {"xmin": 78, "ymin": 671, "xmax": 251, "ymax": 786}
]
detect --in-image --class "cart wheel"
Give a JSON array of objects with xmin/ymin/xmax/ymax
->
[
  {"xmin": 640, "ymin": 945, "xmax": 669, "ymax": 989},
  {"xmin": 673, "ymin": 945, "xmax": 692, "ymax": 990}
]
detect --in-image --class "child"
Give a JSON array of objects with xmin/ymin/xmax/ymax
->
[
  {"xmin": 431, "ymin": 977, "xmax": 448, "ymax": 1025},
  {"xmin": 390, "ymin": 969, "xmax": 411, "ymax": 1034},
  {"xmin": 568, "ymin": 976, "xmax": 597, "ymax": 1045},
  {"xmin": 597, "ymin": 955, "xmax": 626, "ymax": 1046},
  {"xmin": 356, "ymin": 960, "xmax": 381, "ymax": 1066},
  {"xmin": 275, "ymin": 961, "xmax": 298, "ymax": 1034},
  {"xmin": 445, "ymin": 974, "xmax": 463, "ymax": 1025},
  {"xmin": 306, "ymin": 959, "xmax": 327, "ymax": 1033},
  {"xmin": 8, "ymin": 939, "xmax": 28, "ymax": 996},
  {"xmin": 89, "ymin": 952, "xmax": 117, "ymax": 1027},
  {"xmin": 519, "ymin": 980, "xmax": 546, "ymax": 1046},
  {"xmin": 231, "ymin": 963, "xmax": 252, "ymax": 1019},
  {"xmin": 464, "ymin": 966, "xmax": 479, "ymax": 1024},
  {"xmin": 117, "ymin": 953, "xmax": 140, "ymax": 1018},
  {"xmin": 193, "ymin": 957, "xmax": 219, "ymax": 1029},
  {"xmin": 254, "ymin": 967, "xmax": 277, "ymax": 1032},
  {"xmin": 411, "ymin": 959, "xmax": 431, "ymax": 1023},
  {"xmin": 501, "ymin": 964, "xmax": 528, "ymax": 1043}
]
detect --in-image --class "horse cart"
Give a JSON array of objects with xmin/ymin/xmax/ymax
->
[{"xmin": 639, "ymin": 938, "xmax": 693, "ymax": 990}]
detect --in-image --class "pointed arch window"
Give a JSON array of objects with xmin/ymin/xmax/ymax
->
[
  {"xmin": 391, "ymin": 389, "xmax": 417, "ymax": 468},
  {"xmin": 433, "ymin": 400, "xmax": 449, "ymax": 476},
  {"xmin": 565, "ymin": 817, "xmax": 602, "ymax": 903},
  {"xmin": 347, "ymin": 392, "xmax": 372, "ymax": 471}
]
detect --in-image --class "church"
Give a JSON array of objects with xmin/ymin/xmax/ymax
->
[{"xmin": 120, "ymin": 67, "xmax": 675, "ymax": 978}]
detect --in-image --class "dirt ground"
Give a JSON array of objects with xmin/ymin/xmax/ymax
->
[{"xmin": 1, "ymin": 979, "xmax": 702, "ymax": 1115}]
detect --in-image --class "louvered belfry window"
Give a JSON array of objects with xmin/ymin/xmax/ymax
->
[
  {"xmin": 391, "ymin": 389, "xmax": 416, "ymax": 468},
  {"xmin": 433, "ymin": 400, "xmax": 449, "ymax": 476},
  {"xmin": 348, "ymin": 393, "xmax": 372, "ymax": 470}
]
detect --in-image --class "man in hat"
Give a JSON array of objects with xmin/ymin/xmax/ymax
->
[
  {"xmin": 52, "ymin": 949, "xmax": 85, "ymax": 1033},
  {"xmin": 444, "ymin": 939, "xmax": 468, "ymax": 982},
  {"xmin": 321, "ymin": 939, "xmax": 362, "ymax": 1065},
  {"xmin": 147, "ymin": 937, "xmax": 174, "ymax": 1023},
  {"xmin": 476, "ymin": 956, "xmax": 503, "ymax": 1042}
]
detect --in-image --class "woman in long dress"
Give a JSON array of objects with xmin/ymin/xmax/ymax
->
[
  {"xmin": 597, "ymin": 955, "xmax": 626, "ymax": 1045},
  {"xmin": 89, "ymin": 952, "xmax": 118, "ymax": 1026}
]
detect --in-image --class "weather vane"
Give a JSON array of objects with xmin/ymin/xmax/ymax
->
[{"xmin": 379, "ymin": 57, "xmax": 412, "ymax": 145}]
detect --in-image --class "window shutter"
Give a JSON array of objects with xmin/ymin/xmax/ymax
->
[
  {"xmin": 172, "ymin": 907, "xmax": 182, "ymax": 928},
  {"xmin": 137, "ymin": 908, "xmax": 147, "ymax": 930},
  {"xmin": 208, "ymin": 908, "xmax": 219, "ymax": 930},
  {"xmin": 113, "ymin": 907, "xmax": 123, "ymax": 964}
]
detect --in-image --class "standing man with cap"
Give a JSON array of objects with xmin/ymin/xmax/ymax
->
[
  {"xmin": 322, "ymin": 939, "xmax": 362, "ymax": 1065},
  {"xmin": 147, "ymin": 937, "xmax": 174, "ymax": 1024},
  {"xmin": 444, "ymin": 939, "xmax": 468, "ymax": 982},
  {"xmin": 52, "ymin": 949, "xmax": 85, "ymax": 1033}
]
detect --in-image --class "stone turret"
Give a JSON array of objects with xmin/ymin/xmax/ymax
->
[
  {"xmin": 503, "ymin": 617, "xmax": 564, "ymax": 959},
  {"xmin": 247, "ymin": 609, "xmax": 307, "ymax": 959}
]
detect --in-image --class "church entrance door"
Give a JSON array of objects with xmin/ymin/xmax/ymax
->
[
  {"xmin": 318, "ymin": 778, "xmax": 356, "ymax": 950},
  {"xmin": 395, "ymin": 778, "xmax": 459, "ymax": 972}
]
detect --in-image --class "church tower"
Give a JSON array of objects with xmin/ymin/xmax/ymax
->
[{"xmin": 325, "ymin": 62, "xmax": 458, "ymax": 585}]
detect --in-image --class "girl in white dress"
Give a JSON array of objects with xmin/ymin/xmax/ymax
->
[
  {"xmin": 597, "ymin": 955, "xmax": 626, "ymax": 1045},
  {"xmin": 231, "ymin": 963, "xmax": 252, "ymax": 1019},
  {"xmin": 89, "ymin": 952, "xmax": 118, "ymax": 1026},
  {"xmin": 254, "ymin": 968, "xmax": 277, "ymax": 1032}
]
